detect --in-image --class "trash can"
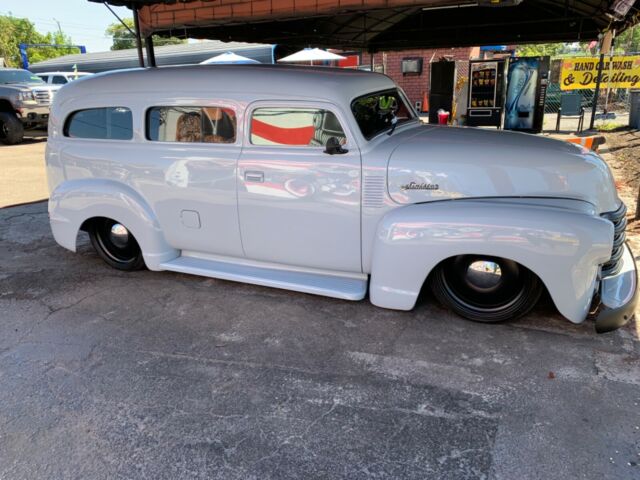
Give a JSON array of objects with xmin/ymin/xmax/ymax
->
[{"xmin": 629, "ymin": 90, "xmax": 640, "ymax": 129}]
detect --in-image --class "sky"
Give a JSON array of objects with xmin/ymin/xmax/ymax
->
[{"xmin": 1, "ymin": 0, "xmax": 131, "ymax": 53}]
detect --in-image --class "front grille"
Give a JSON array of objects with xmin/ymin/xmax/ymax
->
[
  {"xmin": 33, "ymin": 90, "xmax": 51, "ymax": 104},
  {"xmin": 601, "ymin": 202, "xmax": 627, "ymax": 277}
]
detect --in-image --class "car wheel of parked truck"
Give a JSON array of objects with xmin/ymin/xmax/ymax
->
[
  {"xmin": 87, "ymin": 218, "xmax": 146, "ymax": 271},
  {"xmin": 429, "ymin": 255, "xmax": 543, "ymax": 323},
  {"xmin": 0, "ymin": 112, "xmax": 24, "ymax": 145}
]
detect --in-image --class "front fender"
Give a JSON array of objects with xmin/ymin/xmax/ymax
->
[
  {"xmin": 369, "ymin": 200, "xmax": 613, "ymax": 323},
  {"xmin": 48, "ymin": 179, "xmax": 178, "ymax": 270}
]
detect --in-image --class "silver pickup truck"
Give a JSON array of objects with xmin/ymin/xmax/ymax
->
[{"xmin": 0, "ymin": 68, "xmax": 60, "ymax": 145}]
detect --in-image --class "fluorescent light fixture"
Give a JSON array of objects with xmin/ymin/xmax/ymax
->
[{"xmin": 422, "ymin": 2, "xmax": 478, "ymax": 11}]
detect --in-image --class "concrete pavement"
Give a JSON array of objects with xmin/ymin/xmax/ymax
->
[
  {"xmin": 1, "ymin": 201, "xmax": 639, "ymax": 479},
  {"xmin": 0, "ymin": 136, "xmax": 48, "ymax": 208}
]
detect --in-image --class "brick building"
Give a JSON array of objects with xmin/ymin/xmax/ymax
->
[{"xmin": 361, "ymin": 47, "xmax": 481, "ymax": 111}]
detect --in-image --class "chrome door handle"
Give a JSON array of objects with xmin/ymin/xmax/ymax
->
[{"xmin": 244, "ymin": 171, "xmax": 264, "ymax": 183}]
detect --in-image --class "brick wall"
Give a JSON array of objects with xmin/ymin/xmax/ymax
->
[{"xmin": 361, "ymin": 47, "xmax": 479, "ymax": 109}]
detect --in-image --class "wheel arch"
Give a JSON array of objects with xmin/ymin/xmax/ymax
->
[
  {"xmin": 369, "ymin": 200, "xmax": 614, "ymax": 324},
  {"xmin": 48, "ymin": 178, "xmax": 178, "ymax": 270},
  {"xmin": 0, "ymin": 99, "xmax": 16, "ymax": 113}
]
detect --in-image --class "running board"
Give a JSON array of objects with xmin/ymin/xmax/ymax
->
[{"xmin": 159, "ymin": 255, "xmax": 368, "ymax": 301}]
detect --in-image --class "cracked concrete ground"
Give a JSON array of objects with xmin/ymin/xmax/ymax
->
[{"xmin": 1, "ymin": 201, "xmax": 640, "ymax": 479}]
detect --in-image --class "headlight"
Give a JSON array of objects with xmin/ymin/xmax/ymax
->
[{"xmin": 18, "ymin": 91, "xmax": 35, "ymax": 102}]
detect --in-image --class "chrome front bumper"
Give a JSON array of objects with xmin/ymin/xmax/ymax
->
[
  {"xmin": 17, "ymin": 103, "xmax": 50, "ymax": 124},
  {"xmin": 594, "ymin": 243, "xmax": 638, "ymax": 333}
]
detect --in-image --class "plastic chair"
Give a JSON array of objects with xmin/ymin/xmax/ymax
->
[{"xmin": 556, "ymin": 93, "xmax": 585, "ymax": 132}]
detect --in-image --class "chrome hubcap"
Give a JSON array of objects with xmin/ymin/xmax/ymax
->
[
  {"xmin": 466, "ymin": 260, "xmax": 503, "ymax": 289},
  {"xmin": 109, "ymin": 223, "xmax": 129, "ymax": 248}
]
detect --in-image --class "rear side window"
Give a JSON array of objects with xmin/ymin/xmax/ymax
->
[
  {"xmin": 146, "ymin": 106, "xmax": 236, "ymax": 143},
  {"xmin": 52, "ymin": 75, "xmax": 67, "ymax": 84},
  {"xmin": 250, "ymin": 107, "xmax": 346, "ymax": 147},
  {"xmin": 64, "ymin": 107, "xmax": 133, "ymax": 140}
]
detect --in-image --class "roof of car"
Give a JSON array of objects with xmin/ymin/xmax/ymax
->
[{"xmin": 55, "ymin": 64, "xmax": 397, "ymax": 105}]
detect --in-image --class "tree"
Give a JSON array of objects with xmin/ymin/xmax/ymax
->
[
  {"xmin": 0, "ymin": 15, "xmax": 79, "ymax": 68},
  {"xmin": 106, "ymin": 18, "xmax": 186, "ymax": 51},
  {"xmin": 516, "ymin": 43, "xmax": 573, "ymax": 57}
]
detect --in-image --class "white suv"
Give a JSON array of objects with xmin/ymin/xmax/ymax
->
[{"xmin": 36, "ymin": 71, "xmax": 92, "ymax": 85}]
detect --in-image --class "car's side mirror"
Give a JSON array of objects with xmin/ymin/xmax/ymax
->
[{"xmin": 324, "ymin": 137, "xmax": 348, "ymax": 155}]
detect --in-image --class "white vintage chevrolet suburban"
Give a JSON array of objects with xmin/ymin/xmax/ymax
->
[{"xmin": 46, "ymin": 65, "xmax": 637, "ymax": 332}]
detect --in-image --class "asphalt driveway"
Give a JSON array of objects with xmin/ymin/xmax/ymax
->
[{"xmin": 1, "ymin": 201, "xmax": 639, "ymax": 479}]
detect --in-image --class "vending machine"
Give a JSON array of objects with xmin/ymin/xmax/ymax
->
[
  {"xmin": 504, "ymin": 56, "xmax": 550, "ymax": 133},
  {"xmin": 466, "ymin": 59, "xmax": 506, "ymax": 128}
]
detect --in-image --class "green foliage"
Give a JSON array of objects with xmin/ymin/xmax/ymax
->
[
  {"xmin": 0, "ymin": 15, "xmax": 79, "ymax": 68},
  {"xmin": 614, "ymin": 25, "xmax": 640, "ymax": 54},
  {"xmin": 106, "ymin": 18, "xmax": 186, "ymax": 51},
  {"xmin": 516, "ymin": 43, "xmax": 573, "ymax": 57}
]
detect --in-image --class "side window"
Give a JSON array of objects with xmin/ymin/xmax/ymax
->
[
  {"xmin": 39, "ymin": 75, "xmax": 49, "ymax": 83},
  {"xmin": 146, "ymin": 106, "xmax": 236, "ymax": 143},
  {"xmin": 64, "ymin": 107, "xmax": 133, "ymax": 140},
  {"xmin": 250, "ymin": 107, "xmax": 346, "ymax": 147},
  {"xmin": 52, "ymin": 75, "xmax": 67, "ymax": 84}
]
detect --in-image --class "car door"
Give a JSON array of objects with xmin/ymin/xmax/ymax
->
[
  {"xmin": 237, "ymin": 102, "xmax": 361, "ymax": 272},
  {"xmin": 135, "ymin": 104, "xmax": 244, "ymax": 257}
]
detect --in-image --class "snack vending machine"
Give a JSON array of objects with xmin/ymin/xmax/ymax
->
[
  {"xmin": 504, "ymin": 56, "xmax": 550, "ymax": 133},
  {"xmin": 466, "ymin": 59, "xmax": 506, "ymax": 128}
]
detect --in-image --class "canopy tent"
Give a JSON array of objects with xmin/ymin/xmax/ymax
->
[
  {"xmin": 278, "ymin": 48, "xmax": 346, "ymax": 63},
  {"xmin": 200, "ymin": 51, "xmax": 261, "ymax": 64},
  {"xmin": 90, "ymin": 1, "xmax": 640, "ymax": 53}
]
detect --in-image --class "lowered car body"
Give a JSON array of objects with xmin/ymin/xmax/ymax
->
[{"xmin": 45, "ymin": 65, "xmax": 636, "ymax": 332}]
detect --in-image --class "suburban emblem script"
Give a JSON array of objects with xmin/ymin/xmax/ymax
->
[{"xmin": 400, "ymin": 181, "xmax": 440, "ymax": 191}]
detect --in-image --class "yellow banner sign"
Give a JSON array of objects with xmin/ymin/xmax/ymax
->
[{"xmin": 560, "ymin": 56, "xmax": 640, "ymax": 90}]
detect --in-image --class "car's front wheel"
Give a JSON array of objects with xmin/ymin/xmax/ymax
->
[
  {"xmin": 88, "ymin": 218, "xmax": 146, "ymax": 271},
  {"xmin": 0, "ymin": 112, "xmax": 24, "ymax": 145},
  {"xmin": 428, "ymin": 255, "xmax": 543, "ymax": 323}
]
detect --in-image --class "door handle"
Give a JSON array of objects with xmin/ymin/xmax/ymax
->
[{"xmin": 244, "ymin": 171, "xmax": 264, "ymax": 183}]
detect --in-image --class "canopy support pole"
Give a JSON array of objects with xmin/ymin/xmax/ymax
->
[
  {"xmin": 145, "ymin": 35, "xmax": 156, "ymax": 67},
  {"xmin": 589, "ymin": 31, "xmax": 614, "ymax": 130},
  {"xmin": 133, "ymin": 5, "xmax": 145, "ymax": 68}
]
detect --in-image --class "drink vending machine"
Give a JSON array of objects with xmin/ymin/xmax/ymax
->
[
  {"xmin": 504, "ymin": 56, "xmax": 550, "ymax": 133},
  {"xmin": 466, "ymin": 59, "xmax": 506, "ymax": 128}
]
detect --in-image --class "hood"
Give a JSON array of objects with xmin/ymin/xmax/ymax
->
[{"xmin": 387, "ymin": 126, "xmax": 619, "ymax": 214}]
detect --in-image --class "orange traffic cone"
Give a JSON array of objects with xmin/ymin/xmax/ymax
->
[{"xmin": 422, "ymin": 92, "xmax": 429, "ymax": 113}]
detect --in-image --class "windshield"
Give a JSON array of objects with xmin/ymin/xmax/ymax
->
[
  {"xmin": 351, "ymin": 88, "xmax": 417, "ymax": 139},
  {"xmin": 0, "ymin": 70, "xmax": 44, "ymax": 85}
]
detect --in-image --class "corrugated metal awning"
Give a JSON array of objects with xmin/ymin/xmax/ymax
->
[{"xmin": 89, "ymin": 0, "xmax": 640, "ymax": 50}]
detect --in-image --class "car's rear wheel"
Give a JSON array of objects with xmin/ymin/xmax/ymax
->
[
  {"xmin": 0, "ymin": 112, "xmax": 24, "ymax": 145},
  {"xmin": 428, "ymin": 255, "xmax": 543, "ymax": 323},
  {"xmin": 88, "ymin": 218, "xmax": 146, "ymax": 271}
]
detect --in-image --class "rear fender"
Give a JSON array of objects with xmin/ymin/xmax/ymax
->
[
  {"xmin": 48, "ymin": 179, "xmax": 178, "ymax": 270},
  {"xmin": 369, "ymin": 200, "xmax": 613, "ymax": 323}
]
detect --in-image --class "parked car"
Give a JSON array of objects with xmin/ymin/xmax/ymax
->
[
  {"xmin": 45, "ymin": 65, "xmax": 637, "ymax": 332},
  {"xmin": 0, "ymin": 68, "xmax": 60, "ymax": 144},
  {"xmin": 36, "ymin": 71, "xmax": 92, "ymax": 85}
]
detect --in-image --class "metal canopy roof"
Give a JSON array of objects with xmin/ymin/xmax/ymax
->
[{"xmin": 90, "ymin": 1, "xmax": 640, "ymax": 51}]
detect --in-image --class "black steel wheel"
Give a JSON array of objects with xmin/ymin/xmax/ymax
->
[
  {"xmin": 88, "ymin": 218, "xmax": 146, "ymax": 271},
  {"xmin": 0, "ymin": 112, "xmax": 24, "ymax": 145},
  {"xmin": 429, "ymin": 255, "xmax": 543, "ymax": 323}
]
